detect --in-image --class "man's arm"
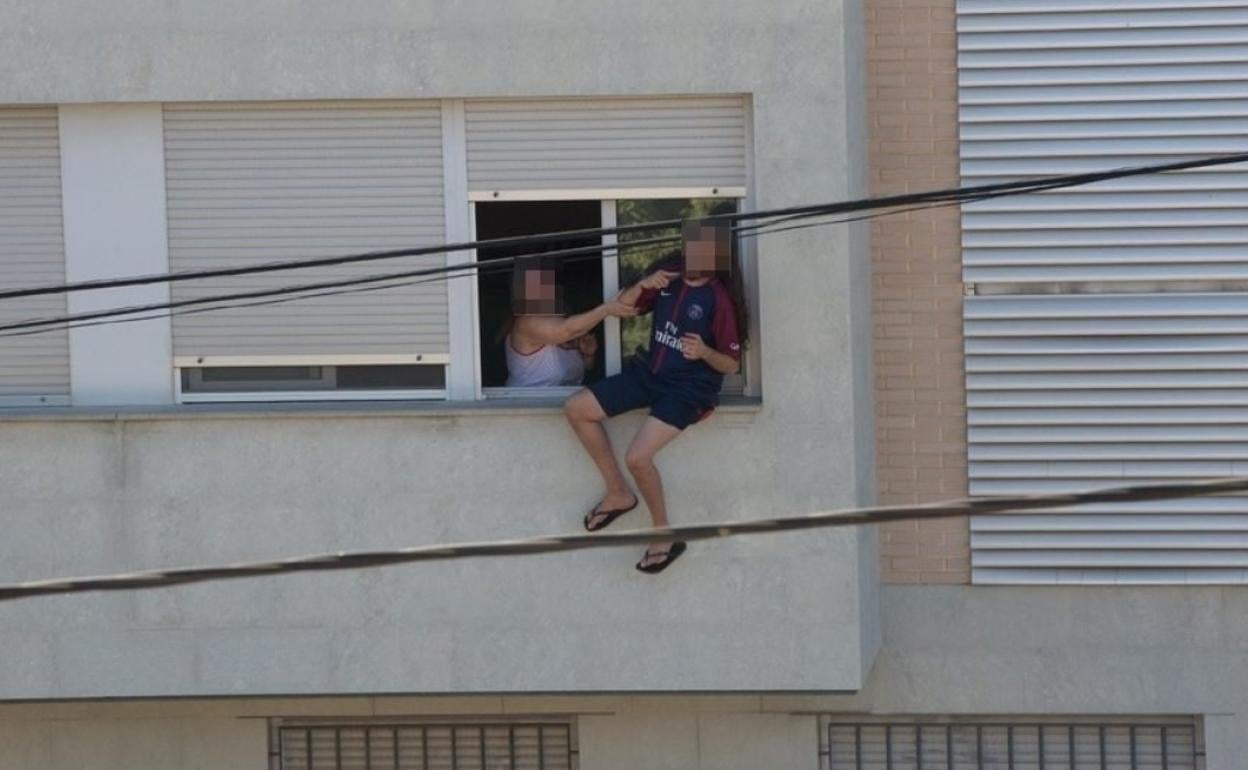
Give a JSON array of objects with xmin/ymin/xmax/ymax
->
[{"xmin": 619, "ymin": 269, "xmax": 680, "ymax": 312}]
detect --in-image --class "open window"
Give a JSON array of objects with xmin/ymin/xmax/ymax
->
[
  {"xmin": 474, "ymin": 196, "xmax": 745, "ymax": 398},
  {"xmin": 476, "ymin": 201, "xmax": 605, "ymax": 396}
]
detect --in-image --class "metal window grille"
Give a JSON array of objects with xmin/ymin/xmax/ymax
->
[
  {"xmin": 820, "ymin": 719, "xmax": 1199, "ymax": 770},
  {"xmin": 277, "ymin": 722, "xmax": 574, "ymax": 770}
]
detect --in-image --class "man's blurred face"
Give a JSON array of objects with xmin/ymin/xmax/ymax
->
[{"xmin": 683, "ymin": 225, "xmax": 731, "ymax": 279}]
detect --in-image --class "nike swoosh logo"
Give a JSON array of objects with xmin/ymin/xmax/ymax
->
[{"xmin": 660, "ymin": 291, "xmax": 672, "ymax": 296}]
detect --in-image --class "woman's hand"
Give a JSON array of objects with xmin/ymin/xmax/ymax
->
[
  {"xmin": 639, "ymin": 270, "xmax": 680, "ymax": 292},
  {"xmin": 680, "ymin": 333, "xmax": 708, "ymax": 360},
  {"xmin": 578, "ymin": 334, "xmax": 599, "ymax": 358},
  {"xmin": 604, "ymin": 291, "xmax": 640, "ymax": 318}
]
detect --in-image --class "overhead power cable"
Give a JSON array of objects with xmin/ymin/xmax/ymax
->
[
  {"xmin": 1, "ymin": 476, "xmax": 1246, "ymax": 602},
  {"xmin": 0, "ymin": 193, "xmax": 981, "ymax": 340},
  {"xmin": 0, "ymin": 151, "xmax": 1245, "ymax": 304}
]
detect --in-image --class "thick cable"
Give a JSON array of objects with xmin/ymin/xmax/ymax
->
[{"xmin": 1, "ymin": 476, "xmax": 1246, "ymax": 602}]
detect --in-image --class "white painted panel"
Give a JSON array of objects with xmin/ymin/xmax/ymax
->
[
  {"xmin": 956, "ymin": 1, "xmax": 1248, "ymax": 284},
  {"xmin": 60, "ymin": 104, "xmax": 174, "ymax": 406},
  {"xmin": 966, "ymin": 293, "xmax": 1248, "ymax": 585},
  {"xmin": 465, "ymin": 96, "xmax": 748, "ymax": 194},
  {"xmin": 163, "ymin": 101, "xmax": 448, "ymax": 357},
  {"xmin": 0, "ymin": 107, "xmax": 69, "ymax": 402}
]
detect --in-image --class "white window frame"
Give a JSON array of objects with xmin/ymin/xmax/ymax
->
[{"xmin": 173, "ymin": 354, "xmax": 450, "ymax": 404}]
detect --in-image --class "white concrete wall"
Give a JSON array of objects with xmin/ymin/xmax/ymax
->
[
  {"xmin": 0, "ymin": 698, "xmax": 822, "ymax": 770},
  {"xmin": 0, "ymin": 711, "xmax": 264, "ymax": 770},
  {"xmin": 0, "ymin": 406, "xmax": 868, "ymax": 697},
  {"xmin": 59, "ymin": 104, "xmax": 173, "ymax": 406},
  {"xmin": 0, "ymin": 0, "xmax": 878, "ymax": 699},
  {"xmin": 580, "ymin": 711, "xmax": 817, "ymax": 770}
]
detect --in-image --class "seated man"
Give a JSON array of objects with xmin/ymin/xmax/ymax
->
[{"xmin": 503, "ymin": 257, "xmax": 635, "ymax": 387}]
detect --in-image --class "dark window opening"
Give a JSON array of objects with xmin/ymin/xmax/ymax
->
[{"xmin": 475, "ymin": 200, "xmax": 604, "ymax": 389}]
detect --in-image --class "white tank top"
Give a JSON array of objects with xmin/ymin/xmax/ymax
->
[{"xmin": 505, "ymin": 336, "xmax": 585, "ymax": 387}]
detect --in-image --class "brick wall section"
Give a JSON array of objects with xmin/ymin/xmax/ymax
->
[{"xmin": 867, "ymin": 0, "xmax": 970, "ymax": 584}]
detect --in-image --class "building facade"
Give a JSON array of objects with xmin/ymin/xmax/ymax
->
[{"xmin": 0, "ymin": 0, "xmax": 1245, "ymax": 768}]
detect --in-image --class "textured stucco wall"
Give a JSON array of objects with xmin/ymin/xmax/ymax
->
[
  {"xmin": 0, "ymin": 0, "xmax": 875, "ymax": 697},
  {"xmin": 0, "ymin": 405, "xmax": 866, "ymax": 696}
]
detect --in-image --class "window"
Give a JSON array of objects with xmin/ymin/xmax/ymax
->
[
  {"xmin": 275, "ymin": 721, "xmax": 575, "ymax": 770},
  {"xmin": 476, "ymin": 201, "xmax": 605, "ymax": 393},
  {"xmin": 820, "ymin": 718, "xmax": 1198, "ymax": 770},
  {"xmin": 178, "ymin": 364, "xmax": 446, "ymax": 402},
  {"xmin": 475, "ymin": 196, "xmax": 744, "ymax": 397}
]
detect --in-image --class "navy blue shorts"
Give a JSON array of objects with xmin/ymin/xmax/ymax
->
[{"xmin": 587, "ymin": 365, "xmax": 717, "ymax": 431}]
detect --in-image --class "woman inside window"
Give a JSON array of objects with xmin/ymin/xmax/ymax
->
[{"xmin": 503, "ymin": 257, "xmax": 636, "ymax": 387}]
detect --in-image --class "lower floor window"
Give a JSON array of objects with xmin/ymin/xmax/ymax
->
[
  {"xmin": 276, "ymin": 721, "xmax": 574, "ymax": 770},
  {"xmin": 821, "ymin": 717, "xmax": 1198, "ymax": 770}
]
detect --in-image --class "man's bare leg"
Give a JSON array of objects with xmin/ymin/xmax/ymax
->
[{"xmin": 565, "ymin": 390, "xmax": 635, "ymax": 525}]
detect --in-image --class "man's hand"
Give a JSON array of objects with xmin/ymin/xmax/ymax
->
[
  {"xmin": 680, "ymin": 333, "xmax": 708, "ymax": 361},
  {"xmin": 639, "ymin": 270, "xmax": 680, "ymax": 292}
]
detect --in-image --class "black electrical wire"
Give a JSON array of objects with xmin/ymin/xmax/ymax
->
[
  {"xmin": 0, "ymin": 234, "xmax": 684, "ymax": 336},
  {"xmin": 0, "ymin": 151, "xmax": 1245, "ymax": 304},
  {"xmin": 0, "ymin": 193, "xmax": 981, "ymax": 340},
  {"xmin": 0, "ymin": 242, "xmax": 639, "ymax": 339},
  {"xmin": 1, "ymin": 476, "xmax": 1246, "ymax": 602},
  {"xmin": 1, "ymin": 151, "xmax": 1244, "ymax": 338},
  {"xmin": 0, "ymin": 182, "xmax": 1116, "ymax": 337}
]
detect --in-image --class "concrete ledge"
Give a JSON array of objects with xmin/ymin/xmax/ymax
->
[{"xmin": 0, "ymin": 396, "xmax": 764, "ymax": 423}]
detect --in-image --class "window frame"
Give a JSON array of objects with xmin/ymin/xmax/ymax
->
[
  {"xmin": 471, "ymin": 190, "xmax": 755, "ymax": 400},
  {"xmin": 173, "ymin": 354, "xmax": 450, "ymax": 404}
]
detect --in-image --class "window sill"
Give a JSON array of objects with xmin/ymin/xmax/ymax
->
[{"xmin": 0, "ymin": 396, "xmax": 764, "ymax": 423}]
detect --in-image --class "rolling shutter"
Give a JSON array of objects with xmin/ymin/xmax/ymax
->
[
  {"xmin": 958, "ymin": 1, "xmax": 1248, "ymax": 285},
  {"xmin": 823, "ymin": 718, "xmax": 1197, "ymax": 770},
  {"xmin": 957, "ymin": 2, "xmax": 1248, "ymax": 583},
  {"xmin": 966, "ymin": 294, "xmax": 1248, "ymax": 584},
  {"xmin": 0, "ymin": 107, "xmax": 69, "ymax": 404},
  {"xmin": 164, "ymin": 101, "xmax": 448, "ymax": 361},
  {"xmin": 465, "ymin": 96, "xmax": 748, "ymax": 196}
]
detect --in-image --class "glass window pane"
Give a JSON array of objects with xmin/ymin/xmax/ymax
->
[
  {"xmin": 615, "ymin": 198, "xmax": 738, "ymax": 364},
  {"xmin": 200, "ymin": 366, "xmax": 322, "ymax": 383},
  {"xmin": 335, "ymin": 365, "xmax": 445, "ymax": 390}
]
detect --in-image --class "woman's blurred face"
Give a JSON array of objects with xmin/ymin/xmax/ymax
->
[{"xmin": 516, "ymin": 267, "xmax": 561, "ymax": 314}]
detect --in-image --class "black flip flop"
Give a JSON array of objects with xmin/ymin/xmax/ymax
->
[
  {"xmin": 584, "ymin": 497, "xmax": 638, "ymax": 532},
  {"xmin": 635, "ymin": 542, "xmax": 688, "ymax": 574}
]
